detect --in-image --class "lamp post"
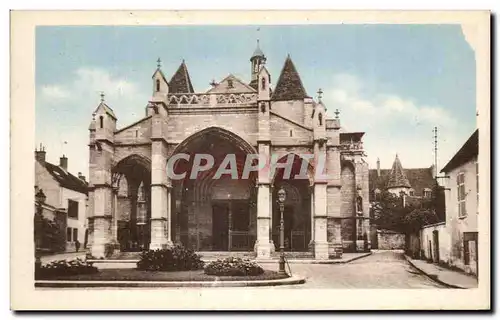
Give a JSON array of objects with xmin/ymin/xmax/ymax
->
[
  {"xmin": 35, "ymin": 189, "xmax": 46, "ymax": 270},
  {"xmin": 277, "ymin": 187, "xmax": 286, "ymax": 276}
]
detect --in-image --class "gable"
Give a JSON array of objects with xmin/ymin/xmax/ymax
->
[
  {"xmin": 114, "ymin": 116, "xmax": 152, "ymax": 144},
  {"xmin": 207, "ymin": 74, "xmax": 256, "ymax": 94},
  {"xmin": 270, "ymin": 113, "xmax": 312, "ymax": 145}
]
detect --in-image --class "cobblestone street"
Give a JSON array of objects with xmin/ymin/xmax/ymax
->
[{"xmin": 260, "ymin": 251, "xmax": 446, "ymax": 288}]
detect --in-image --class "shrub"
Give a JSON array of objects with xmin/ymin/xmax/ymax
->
[
  {"xmin": 35, "ymin": 258, "xmax": 98, "ymax": 279},
  {"xmin": 204, "ymin": 257, "xmax": 264, "ymax": 276},
  {"xmin": 136, "ymin": 245, "xmax": 204, "ymax": 271}
]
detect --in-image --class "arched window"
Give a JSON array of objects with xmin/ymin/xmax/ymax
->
[
  {"xmin": 156, "ymin": 79, "xmax": 160, "ymax": 92},
  {"xmin": 290, "ymin": 130, "xmax": 293, "ymax": 137},
  {"xmin": 99, "ymin": 116, "xmax": 104, "ymax": 129},
  {"xmin": 318, "ymin": 113, "xmax": 323, "ymax": 126},
  {"xmin": 261, "ymin": 77, "xmax": 266, "ymax": 91}
]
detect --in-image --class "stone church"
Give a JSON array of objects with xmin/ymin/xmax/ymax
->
[{"xmin": 87, "ymin": 42, "xmax": 370, "ymax": 259}]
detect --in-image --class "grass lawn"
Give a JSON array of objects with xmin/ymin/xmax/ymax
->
[{"xmin": 37, "ymin": 269, "xmax": 289, "ymax": 282}]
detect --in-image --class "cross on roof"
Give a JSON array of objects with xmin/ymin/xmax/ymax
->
[
  {"xmin": 100, "ymin": 92, "xmax": 105, "ymax": 103},
  {"xmin": 317, "ymin": 88, "xmax": 323, "ymax": 100},
  {"xmin": 157, "ymin": 57, "xmax": 162, "ymax": 68},
  {"xmin": 334, "ymin": 109, "xmax": 340, "ymax": 119},
  {"xmin": 209, "ymin": 79, "xmax": 218, "ymax": 87}
]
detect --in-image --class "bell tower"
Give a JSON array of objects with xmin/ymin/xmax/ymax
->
[{"xmin": 250, "ymin": 40, "xmax": 266, "ymax": 89}]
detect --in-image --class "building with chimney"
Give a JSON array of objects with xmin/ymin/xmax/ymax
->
[
  {"xmin": 87, "ymin": 42, "xmax": 370, "ymax": 259},
  {"xmin": 368, "ymin": 154, "xmax": 437, "ymax": 249},
  {"xmin": 35, "ymin": 145, "xmax": 89, "ymax": 253},
  {"xmin": 369, "ymin": 155, "xmax": 436, "ymax": 201}
]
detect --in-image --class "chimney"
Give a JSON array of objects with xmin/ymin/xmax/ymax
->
[
  {"xmin": 35, "ymin": 143, "xmax": 46, "ymax": 163},
  {"xmin": 78, "ymin": 172, "xmax": 86, "ymax": 182},
  {"xmin": 376, "ymin": 158, "xmax": 380, "ymax": 177},
  {"xmin": 59, "ymin": 155, "xmax": 68, "ymax": 171}
]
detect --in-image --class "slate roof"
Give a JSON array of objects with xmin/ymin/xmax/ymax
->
[
  {"xmin": 39, "ymin": 160, "xmax": 88, "ymax": 195},
  {"xmin": 369, "ymin": 167, "xmax": 435, "ymax": 201},
  {"xmin": 169, "ymin": 60, "xmax": 195, "ymax": 94},
  {"xmin": 386, "ymin": 154, "xmax": 411, "ymax": 189},
  {"xmin": 271, "ymin": 55, "xmax": 309, "ymax": 101},
  {"xmin": 251, "ymin": 40, "xmax": 265, "ymax": 59},
  {"xmin": 441, "ymin": 129, "xmax": 478, "ymax": 173}
]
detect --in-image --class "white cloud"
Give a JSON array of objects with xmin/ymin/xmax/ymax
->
[
  {"xmin": 37, "ymin": 67, "xmax": 148, "ymax": 178},
  {"xmin": 41, "ymin": 85, "xmax": 69, "ymax": 99},
  {"xmin": 324, "ymin": 73, "xmax": 462, "ymax": 171}
]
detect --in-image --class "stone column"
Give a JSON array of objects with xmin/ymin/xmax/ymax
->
[
  {"xmin": 89, "ymin": 142, "xmax": 114, "ymax": 258},
  {"xmin": 312, "ymin": 141, "xmax": 329, "ymax": 259},
  {"xmin": 150, "ymin": 139, "xmax": 173, "ymax": 250},
  {"xmin": 110, "ymin": 187, "xmax": 120, "ymax": 250},
  {"xmin": 313, "ymin": 182, "xmax": 329, "ymax": 259},
  {"xmin": 255, "ymin": 183, "xmax": 273, "ymax": 258},
  {"xmin": 254, "ymin": 140, "xmax": 273, "ymax": 258},
  {"xmin": 308, "ymin": 186, "xmax": 315, "ymax": 252}
]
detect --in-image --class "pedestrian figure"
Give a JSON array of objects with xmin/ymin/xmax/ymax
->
[{"xmin": 75, "ymin": 239, "xmax": 80, "ymax": 252}]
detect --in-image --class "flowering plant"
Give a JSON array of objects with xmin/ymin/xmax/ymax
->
[
  {"xmin": 136, "ymin": 245, "xmax": 205, "ymax": 271},
  {"xmin": 204, "ymin": 257, "xmax": 264, "ymax": 276},
  {"xmin": 35, "ymin": 258, "xmax": 98, "ymax": 279}
]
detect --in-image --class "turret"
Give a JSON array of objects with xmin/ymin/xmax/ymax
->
[
  {"xmin": 152, "ymin": 58, "xmax": 169, "ymax": 102},
  {"xmin": 313, "ymin": 89, "xmax": 327, "ymax": 144},
  {"xmin": 93, "ymin": 93, "xmax": 116, "ymax": 144},
  {"xmin": 250, "ymin": 40, "xmax": 267, "ymax": 89}
]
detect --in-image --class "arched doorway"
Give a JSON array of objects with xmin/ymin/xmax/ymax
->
[
  {"xmin": 170, "ymin": 127, "xmax": 258, "ymax": 251},
  {"xmin": 271, "ymin": 154, "xmax": 313, "ymax": 252},
  {"xmin": 112, "ymin": 155, "xmax": 151, "ymax": 252}
]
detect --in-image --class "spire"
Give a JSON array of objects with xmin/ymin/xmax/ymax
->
[
  {"xmin": 251, "ymin": 39, "xmax": 265, "ymax": 59},
  {"xmin": 386, "ymin": 154, "xmax": 411, "ymax": 189},
  {"xmin": 169, "ymin": 60, "xmax": 194, "ymax": 94},
  {"xmin": 272, "ymin": 55, "xmax": 308, "ymax": 101}
]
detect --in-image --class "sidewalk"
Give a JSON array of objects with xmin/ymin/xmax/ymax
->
[{"xmin": 405, "ymin": 255, "xmax": 478, "ymax": 289}]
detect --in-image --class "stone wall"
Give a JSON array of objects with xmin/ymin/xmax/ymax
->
[{"xmin": 376, "ymin": 230, "xmax": 405, "ymax": 250}]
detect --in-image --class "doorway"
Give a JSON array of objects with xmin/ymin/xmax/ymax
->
[
  {"xmin": 432, "ymin": 230, "xmax": 440, "ymax": 263},
  {"xmin": 212, "ymin": 203, "xmax": 229, "ymax": 251}
]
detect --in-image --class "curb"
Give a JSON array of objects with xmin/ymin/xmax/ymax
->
[
  {"xmin": 89, "ymin": 252, "xmax": 373, "ymax": 266},
  {"xmin": 404, "ymin": 255, "xmax": 465, "ymax": 289},
  {"xmin": 256, "ymin": 252, "xmax": 373, "ymax": 264},
  {"xmin": 34, "ymin": 275, "xmax": 306, "ymax": 288}
]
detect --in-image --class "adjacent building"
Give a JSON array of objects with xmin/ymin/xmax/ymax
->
[
  {"xmin": 35, "ymin": 145, "xmax": 89, "ymax": 253},
  {"xmin": 421, "ymin": 129, "xmax": 479, "ymax": 275},
  {"xmin": 87, "ymin": 42, "xmax": 371, "ymax": 259},
  {"xmin": 369, "ymin": 154, "xmax": 437, "ymax": 249}
]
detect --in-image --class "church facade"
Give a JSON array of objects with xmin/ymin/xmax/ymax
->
[{"xmin": 87, "ymin": 43, "xmax": 370, "ymax": 259}]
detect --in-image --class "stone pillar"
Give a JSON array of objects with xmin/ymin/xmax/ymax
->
[
  {"xmin": 255, "ymin": 183, "xmax": 273, "ymax": 258},
  {"xmin": 313, "ymin": 182, "xmax": 329, "ymax": 259},
  {"xmin": 150, "ymin": 139, "xmax": 173, "ymax": 250},
  {"xmin": 89, "ymin": 186, "xmax": 113, "ymax": 258},
  {"xmin": 89, "ymin": 142, "xmax": 114, "ymax": 258},
  {"xmin": 308, "ymin": 186, "xmax": 315, "ymax": 252},
  {"xmin": 110, "ymin": 187, "xmax": 119, "ymax": 250}
]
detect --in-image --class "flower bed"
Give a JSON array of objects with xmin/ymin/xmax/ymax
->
[
  {"xmin": 136, "ymin": 245, "xmax": 204, "ymax": 271},
  {"xmin": 204, "ymin": 257, "xmax": 264, "ymax": 276},
  {"xmin": 35, "ymin": 258, "xmax": 98, "ymax": 279}
]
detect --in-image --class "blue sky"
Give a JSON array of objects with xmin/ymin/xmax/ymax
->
[{"xmin": 36, "ymin": 25, "xmax": 476, "ymax": 177}]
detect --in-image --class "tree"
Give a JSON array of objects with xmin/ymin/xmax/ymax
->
[{"xmin": 371, "ymin": 189, "xmax": 442, "ymax": 234}]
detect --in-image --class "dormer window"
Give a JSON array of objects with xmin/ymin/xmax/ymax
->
[
  {"xmin": 156, "ymin": 79, "xmax": 160, "ymax": 92},
  {"xmin": 227, "ymin": 79, "xmax": 234, "ymax": 89},
  {"xmin": 99, "ymin": 116, "xmax": 104, "ymax": 129},
  {"xmin": 423, "ymin": 188, "xmax": 432, "ymax": 198},
  {"xmin": 261, "ymin": 77, "xmax": 266, "ymax": 91}
]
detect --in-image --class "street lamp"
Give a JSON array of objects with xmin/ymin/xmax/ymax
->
[
  {"xmin": 277, "ymin": 187, "xmax": 286, "ymax": 276},
  {"xmin": 35, "ymin": 189, "xmax": 46, "ymax": 270}
]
